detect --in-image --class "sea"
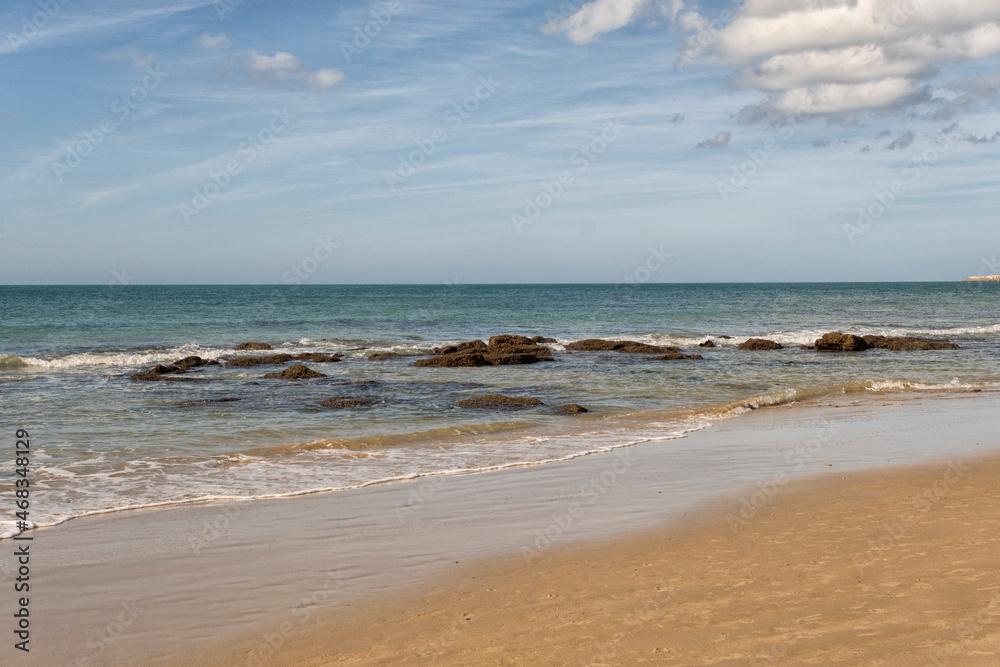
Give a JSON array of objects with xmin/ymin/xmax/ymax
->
[{"xmin": 1, "ymin": 283, "xmax": 998, "ymax": 538}]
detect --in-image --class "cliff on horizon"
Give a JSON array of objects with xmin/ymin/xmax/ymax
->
[{"xmin": 965, "ymin": 275, "xmax": 1000, "ymax": 282}]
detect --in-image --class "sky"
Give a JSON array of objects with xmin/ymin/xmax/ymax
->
[{"xmin": 1, "ymin": 0, "xmax": 999, "ymax": 284}]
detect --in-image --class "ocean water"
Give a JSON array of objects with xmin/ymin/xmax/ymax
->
[{"xmin": 1, "ymin": 283, "xmax": 998, "ymax": 537}]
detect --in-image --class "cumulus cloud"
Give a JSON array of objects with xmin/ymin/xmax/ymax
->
[
  {"xmin": 695, "ymin": 131, "xmax": 731, "ymax": 148},
  {"xmin": 551, "ymin": 0, "xmax": 1000, "ymax": 117},
  {"xmin": 244, "ymin": 51, "xmax": 344, "ymax": 92},
  {"xmin": 198, "ymin": 33, "xmax": 231, "ymax": 50}
]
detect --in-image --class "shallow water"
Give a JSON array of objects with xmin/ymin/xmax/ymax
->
[{"xmin": 1, "ymin": 282, "xmax": 998, "ymax": 535}]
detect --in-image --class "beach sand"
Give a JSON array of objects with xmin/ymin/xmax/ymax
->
[
  {"xmin": 8, "ymin": 393, "xmax": 999, "ymax": 665},
  {"xmin": 188, "ymin": 446, "xmax": 1000, "ymax": 666}
]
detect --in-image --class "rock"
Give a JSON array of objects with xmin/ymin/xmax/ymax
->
[
  {"xmin": 650, "ymin": 351, "xmax": 703, "ymax": 360},
  {"xmin": 531, "ymin": 336, "xmax": 558, "ymax": 343},
  {"xmin": 862, "ymin": 335, "xmax": 960, "ymax": 351},
  {"xmin": 800, "ymin": 345, "xmax": 815, "ymax": 350},
  {"xmin": 738, "ymin": 338, "xmax": 783, "ymax": 351},
  {"xmin": 320, "ymin": 397, "xmax": 374, "ymax": 408},
  {"xmin": 417, "ymin": 335, "xmax": 553, "ymax": 367},
  {"xmin": 235, "ymin": 342, "xmax": 272, "ymax": 350},
  {"xmin": 174, "ymin": 356, "xmax": 219, "ymax": 370},
  {"xmin": 560, "ymin": 404, "xmax": 588, "ymax": 413},
  {"xmin": 455, "ymin": 394, "xmax": 544, "ymax": 409},
  {"xmin": 226, "ymin": 354, "xmax": 294, "ymax": 367},
  {"xmin": 176, "ymin": 397, "xmax": 241, "ymax": 406},
  {"xmin": 262, "ymin": 364, "xmax": 326, "ymax": 379},
  {"xmin": 717, "ymin": 335, "xmax": 733, "ymax": 339},
  {"xmin": 414, "ymin": 353, "xmax": 491, "ymax": 367},
  {"xmin": 815, "ymin": 332, "xmax": 870, "ymax": 352},
  {"xmin": 292, "ymin": 353, "xmax": 342, "ymax": 363},
  {"xmin": 564, "ymin": 339, "xmax": 678, "ymax": 354},
  {"xmin": 367, "ymin": 352, "xmax": 406, "ymax": 360},
  {"xmin": 699, "ymin": 340, "xmax": 716, "ymax": 348},
  {"xmin": 430, "ymin": 340, "xmax": 488, "ymax": 355},
  {"xmin": 129, "ymin": 364, "xmax": 201, "ymax": 381},
  {"xmin": 965, "ymin": 275, "xmax": 1000, "ymax": 282}
]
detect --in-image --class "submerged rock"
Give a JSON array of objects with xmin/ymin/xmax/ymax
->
[
  {"xmin": 651, "ymin": 351, "xmax": 703, "ymax": 360},
  {"xmin": 292, "ymin": 353, "xmax": 342, "ymax": 363},
  {"xmin": 699, "ymin": 340, "xmax": 716, "ymax": 348},
  {"xmin": 367, "ymin": 352, "xmax": 406, "ymax": 360},
  {"xmin": 235, "ymin": 342, "xmax": 272, "ymax": 350},
  {"xmin": 129, "ymin": 364, "xmax": 202, "ymax": 382},
  {"xmin": 456, "ymin": 394, "xmax": 543, "ymax": 409},
  {"xmin": 862, "ymin": 335, "xmax": 960, "ymax": 351},
  {"xmin": 320, "ymin": 397, "xmax": 374, "ymax": 408},
  {"xmin": 738, "ymin": 338, "xmax": 784, "ymax": 351},
  {"xmin": 815, "ymin": 332, "xmax": 870, "ymax": 352},
  {"xmin": 560, "ymin": 404, "xmax": 589, "ymax": 413},
  {"xmin": 564, "ymin": 339, "xmax": 678, "ymax": 354},
  {"xmin": 262, "ymin": 364, "xmax": 326, "ymax": 379},
  {"xmin": 226, "ymin": 354, "xmax": 294, "ymax": 367},
  {"xmin": 176, "ymin": 397, "xmax": 241, "ymax": 406}
]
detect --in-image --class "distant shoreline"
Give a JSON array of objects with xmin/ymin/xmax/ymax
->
[{"xmin": 965, "ymin": 275, "xmax": 1000, "ymax": 282}]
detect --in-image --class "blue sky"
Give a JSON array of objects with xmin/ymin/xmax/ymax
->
[{"xmin": 1, "ymin": 0, "xmax": 999, "ymax": 284}]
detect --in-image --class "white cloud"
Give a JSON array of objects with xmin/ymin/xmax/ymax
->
[
  {"xmin": 544, "ymin": 0, "xmax": 652, "ymax": 44},
  {"xmin": 197, "ymin": 33, "xmax": 231, "ymax": 50},
  {"xmin": 695, "ymin": 131, "xmax": 731, "ymax": 148},
  {"xmin": 99, "ymin": 47, "xmax": 157, "ymax": 69},
  {"xmin": 244, "ymin": 51, "xmax": 344, "ymax": 92},
  {"xmin": 550, "ymin": 0, "xmax": 1000, "ymax": 117}
]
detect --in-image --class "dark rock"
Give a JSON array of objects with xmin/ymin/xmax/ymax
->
[
  {"xmin": 561, "ymin": 404, "xmax": 588, "ymax": 413},
  {"xmin": 455, "ymin": 394, "xmax": 544, "ymax": 409},
  {"xmin": 415, "ymin": 352, "xmax": 491, "ymax": 367},
  {"xmin": 174, "ymin": 356, "xmax": 219, "ymax": 370},
  {"xmin": 564, "ymin": 339, "xmax": 678, "ymax": 354},
  {"xmin": 862, "ymin": 335, "xmax": 960, "ymax": 351},
  {"xmin": 800, "ymin": 345, "xmax": 815, "ymax": 350},
  {"xmin": 717, "ymin": 335, "xmax": 733, "ymax": 339},
  {"xmin": 367, "ymin": 352, "xmax": 406, "ymax": 360},
  {"xmin": 129, "ymin": 364, "xmax": 201, "ymax": 381},
  {"xmin": 430, "ymin": 340, "xmax": 488, "ymax": 355},
  {"xmin": 699, "ymin": 340, "xmax": 716, "ymax": 348},
  {"xmin": 418, "ymin": 335, "xmax": 553, "ymax": 367},
  {"xmin": 176, "ymin": 397, "xmax": 241, "ymax": 406},
  {"xmin": 292, "ymin": 353, "xmax": 342, "ymax": 363},
  {"xmin": 650, "ymin": 351, "xmax": 703, "ymax": 360},
  {"xmin": 226, "ymin": 354, "xmax": 294, "ymax": 368},
  {"xmin": 320, "ymin": 397, "xmax": 374, "ymax": 408},
  {"xmin": 235, "ymin": 342, "xmax": 272, "ymax": 350},
  {"xmin": 262, "ymin": 364, "xmax": 326, "ymax": 379},
  {"xmin": 815, "ymin": 332, "xmax": 871, "ymax": 352},
  {"xmin": 738, "ymin": 338, "xmax": 784, "ymax": 351},
  {"xmin": 531, "ymin": 336, "xmax": 558, "ymax": 343}
]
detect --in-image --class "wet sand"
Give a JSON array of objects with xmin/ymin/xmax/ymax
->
[{"xmin": 6, "ymin": 392, "xmax": 999, "ymax": 665}]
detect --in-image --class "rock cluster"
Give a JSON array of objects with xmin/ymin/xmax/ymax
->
[
  {"xmin": 130, "ymin": 356, "xmax": 218, "ymax": 381},
  {"xmin": 416, "ymin": 335, "xmax": 554, "ymax": 367},
  {"xmin": 226, "ymin": 353, "xmax": 341, "ymax": 367},
  {"xmin": 814, "ymin": 332, "xmax": 960, "ymax": 352}
]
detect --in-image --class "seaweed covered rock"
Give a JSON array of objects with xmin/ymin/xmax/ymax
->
[
  {"xmin": 262, "ymin": 364, "xmax": 326, "ymax": 379},
  {"xmin": 235, "ymin": 342, "xmax": 272, "ymax": 350},
  {"xmin": 455, "ymin": 394, "xmax": 544, "ymax": 409},
  {"xmin": 862, "ymin": 335, "xmax": 960, "ymax": 351},
  {"xmin": 226, "ymin": 354, "xmax": 294, "ymax": 367},
  {"xmin": 292, "ymin": 352, "xmax": 342, "ymax": 363},
  {"xmin": 650, "ymin": 351, "xmax": 704, "ymax": 360},
  {"xmin": 417, "ymin": 335, "xmax": 554, "ymax": 367},
  {"xmin": 564, "ymin": 339, "xmax": 678, "ymax": 354},
  {"xmin": 174, "ymin": 356, "xmax": 220, "ymax": 370},
  {"xmin": 130, "ymin": 364, "xmax": 199, "ymax": 382},
  {"xmin": 738, "ymin": 338, "xmax": 784, "ymax": 351},
  {"xmin": 367, "ymin": 352, "xmax": 406, "ymax": 360},
  {"xmin": 815, "ymin": 332, "xmax": 870, "ymax": 352},
  {"xmin": 560, "ymin": 404, "xmax": 588, "ymax": 413},
  {"xmin": 320, "ymin": 397, "xmax": 374, "ymax": 408}
]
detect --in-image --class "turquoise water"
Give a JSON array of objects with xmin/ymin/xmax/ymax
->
[{"xmin": 1, "ymin": 283, "xmax": 998, "ymax": 536}]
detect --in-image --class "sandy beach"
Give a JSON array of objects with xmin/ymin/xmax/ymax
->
[{"xmin": 7, "ymin": 392, "xmax": 1000, "ymax": 665}]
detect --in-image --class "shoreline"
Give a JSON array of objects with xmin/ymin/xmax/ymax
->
[{"xmin": 5, "ymin": 390, "xmax": 999, "ymax": 665}]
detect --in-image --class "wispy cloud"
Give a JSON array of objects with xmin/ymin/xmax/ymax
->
[
  {"xmin": 244, "ymin": 51, "xmax": 344, "ymax": 92},
  {"xmin": 197, "ymin": 33, "xmax": 231, "ymax": 50},
  {"xmin": 695, "ymin": 131, "xmax": 730, "ymax": 149}
]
